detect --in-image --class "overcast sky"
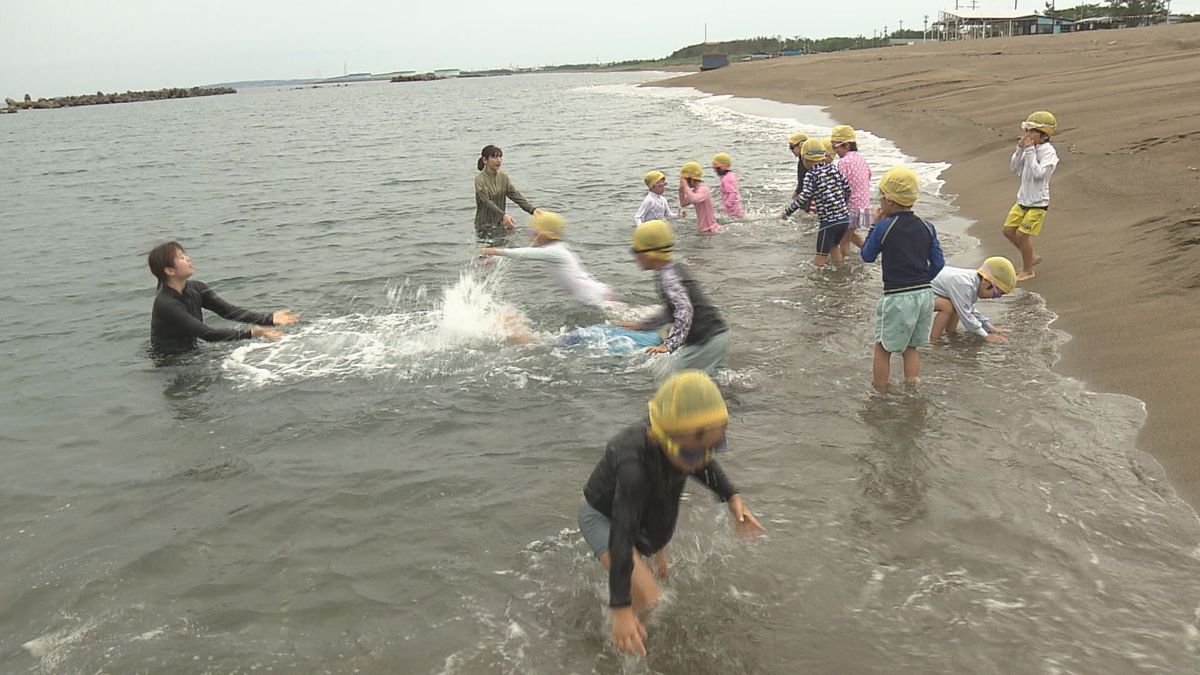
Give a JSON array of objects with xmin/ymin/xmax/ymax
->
[{"xmin": 6, "ymin": 0, "xmax": 1199, "ymax": 97}]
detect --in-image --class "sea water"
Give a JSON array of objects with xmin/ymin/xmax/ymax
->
[{"xmin": 1, "ymin": 72, "xmax": 1198, "ymax": 674}]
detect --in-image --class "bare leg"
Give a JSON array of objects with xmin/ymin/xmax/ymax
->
[
  {"xmin": 930, "ymin": 297, "xmax": 958, "ymax": 341},
  {"xmin": 599, "ymin": 551, "xmax": 662, "ymax": 617},
  {"xmin": 873, "ymin": 343, "xmax": 892, "ymax": 392},
  {"xmin": 901, "ymin": 347, "xmax": 921, "ymax": 386},
  {"xmin": 838, "ymin": 229, "xmax": 854, "ymax": 258},
  {"xmin": 1013, "ymin": 231, "xmax": 1038, "ymax": 280},
  {"xmin": 830, "ymin": 246, "xmax": 845, "ymax": 264},
  {"xmin": 813, "ymin": 254, "xmax": 830, "ymax": 269},
  {"xmin": 653, "ymin": 549, "xmax": 669, "ymax": 579}
]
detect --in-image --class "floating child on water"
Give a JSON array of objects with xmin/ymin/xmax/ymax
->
[
  {"xmin": 711, "ymin": 152, "xmax": 744, "ymax": 219},
  {"xmin": 861, "ymin": 167, "xmax": 945, "ymax": 392},
  {"xmin": 619, "ymin": 219, "xmax": 729, "ymax": 375},
  {"xmin": 782, "ymin": 137, "xmax": 852, "ymax": 268},
  {"xmin": 634, "ymin": 170, "xmax": 677, "ymax": 226},
  {"xmin": 678, "ymin": 161, "xmax": 719, "ymax": 233},
  {"xmin": 578, "ymin": 370, "xmax": 765, "ymax": 656},
  {"xmin": 480, "ymin": 211, "xmax": 617, "ymax": 310},
  {"xmin": 1003, "ymin": 111, "xmax": 1059, "ymax": 281},
  {"xmin": 930, "ymin": 257, "xmax": 1016, "ymax": 343}
]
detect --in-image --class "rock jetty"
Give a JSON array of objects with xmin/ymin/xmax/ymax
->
[{"xmin": 4, "ymin": 87, "xmax": 236, "ymax": 112}]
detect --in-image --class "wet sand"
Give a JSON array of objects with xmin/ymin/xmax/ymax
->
[{"xmin": 655, "ymin": 24, "xmax": 1200, "ymax": 507}]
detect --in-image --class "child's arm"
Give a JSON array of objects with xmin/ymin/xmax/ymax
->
[
  {"xmin": 1010, "ymin": 147, "xmax": 1025, "ymax": 175},
  {"xmin": 665, "ymin": 196, "xmax": 678, "ymax": 221},
  {"xmin": 926, "ymin": 224, "xmax": 945, "ymax": 280},
  {"xmin": 658, "ymin": 267, "xmax": 693, "ymax": 352},
  {"xmin": 634, "ymin": 194, "xmax": 653, "ymax": 226},
  {"xmin": 860, "ymin": 217, "xmax": 890, "ymax": 262},
  {"xmin": 784, "ymin": 171, "xmax": 816, "ymax": 217},
  {"xmin": 485, "ymin": 245, "xmax": 562, "ymax": 264},
  {"xmin": 947, "ymin": 285, "xmax": 991, "ymax": 338},
  {"xmin": 679, "ymin": 179, "xmax": 693, "ymax": 206},
  {"xmin": 1021, "ymin": 145, "xmax": 1058, "ymax": 180}
]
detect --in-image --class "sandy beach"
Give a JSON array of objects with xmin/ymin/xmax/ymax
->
[{"xmin": 657, "ymin": 24, "xmax": 1200, "ymax": 507}]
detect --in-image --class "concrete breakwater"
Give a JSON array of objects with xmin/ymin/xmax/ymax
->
[{"xmin": 4, "ymin": 86, "xmax": 236, "ymax": 111}]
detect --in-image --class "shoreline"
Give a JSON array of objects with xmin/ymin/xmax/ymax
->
[{"xmin": 653, "ymin": 24, "xmax": 1200, "ymax": 508}]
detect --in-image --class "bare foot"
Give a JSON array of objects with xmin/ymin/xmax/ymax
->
[
  {"xmin": 1032, "ymin": 255, "xmax": 1043, "ymax": 267},
  {"xmin": 1017, "ymin": 270, "xmax": 1036, "ymax": 282}
]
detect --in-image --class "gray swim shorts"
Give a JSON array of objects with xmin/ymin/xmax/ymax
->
[{"xmin": 578, "ymin": 499, "xmax": 611, "ymax": 559}]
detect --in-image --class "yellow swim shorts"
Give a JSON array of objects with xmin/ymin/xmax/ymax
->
[{"xmin": 1003, "ymin": 203, "xmax": 1047, "ymax": 236}]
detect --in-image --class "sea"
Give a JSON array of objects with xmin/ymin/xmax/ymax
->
[{"xmin": 2, "ymin": 71, "xmax": 1199, "ymax": 674}]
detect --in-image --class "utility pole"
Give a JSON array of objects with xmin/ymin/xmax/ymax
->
[
  {"xmin": 899, "ymin": 19, "xmax": 904, "ymax": 34},
  {"xmin": 924, "ymin": 15, "xmax": 929, "ymax": 42}
]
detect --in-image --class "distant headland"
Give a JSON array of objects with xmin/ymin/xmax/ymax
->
[{"xmin": 3, "ymin": 86, "xmax": 235, "ymax": 113}]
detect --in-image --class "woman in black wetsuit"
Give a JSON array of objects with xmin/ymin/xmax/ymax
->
[
  {"xmin": 577, "ymin": 370, "xmax": 765, "ymax": 656},
  {"xmin": 147, "ymin": 241, "xmax": 299, "ymax": 353}
]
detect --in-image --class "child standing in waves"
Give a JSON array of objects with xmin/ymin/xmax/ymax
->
[
  {"xmin": 830, "ymin": 125, "xmax": 871, "ymax": 257},
  {"xmin": 860, "ymin": 167, "xmax": 945, "ymax": 392},
  {"xmin": 634, "ymin": 171, "xmax": 677, "ymax": 226},
  {"xmin": 711, "ymin": 153, "xmax": 744, "ymax": 219},
  {"xmin": 679, "ymin": 161, "xmax": 719, "ymax": 233},
  {"xmin": 1004, "ymin": 111, "xmax": 1059, "ymax": 281},
  {"xmin": 782, "ymin": 138, "xmax": 851, "ymax": 268}
]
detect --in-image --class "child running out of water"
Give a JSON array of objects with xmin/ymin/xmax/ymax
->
[
  {"xmin": 634, "ymin": 171, "xmax": 677, "ymax": 226},
  {"xmin": 1004, "ymin": 111, "xmax": 1059, "ymax": 281},
  {"xmin": 782, "ymin": 138, "xmax": 851, "ymax": 268},
  {"xmin": 861, "ymin": 167, "xmax": 945, "ymax": 392},
  {"xmin": 830, "ymin": 125, "xmax": 870, "ymax": 257},
  {"xmin": 787, "ymin": 132, "xmax": 809, "ymax": 207},
  {"xmin": 480, "ymin": 211, "xmax": 616, "ymax": 309},
  {"xmin": 711, "ymin": 153, "xmax": 745, "ymax": 219},
  {"xmin": 930, "ymin": 257, "xmax": 1017, "ymax": 343},
  {"xmin": 679, "ymin": 161, "xmax": 719, "ymax": 233}
]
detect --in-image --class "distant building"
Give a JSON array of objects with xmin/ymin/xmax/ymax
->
[
  {"xmin": 935, "ymin": 9, "xmax": 1075, "ymax": 40},
  {"xmin": 434, "ymin": 69, "xmax": 460, "ymax": 79},
  {"xmin": 701, "ymin": 53, "xmax": 729, "ymax": 71}
]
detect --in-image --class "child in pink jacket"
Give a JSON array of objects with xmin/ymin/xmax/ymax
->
[
  {"xmin": 679, "ymin": 161, "xmax": 719, "ymax": 233},
  {"xmin": 711, "ymin": 152, "xmax": 745, "ymax": 219}
]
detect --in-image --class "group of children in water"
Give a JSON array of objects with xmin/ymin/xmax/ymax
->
[{"xmin": 144, "ymin": 109, "xmax": 1059, "ymax": 658}]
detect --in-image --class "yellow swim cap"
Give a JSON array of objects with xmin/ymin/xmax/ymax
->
[
  {"xmin": 878, "ymin": 166, "xmax": 920, "ymax": 207},
  {"xmin": 644, "ymin": 170, "xmax": 666, "ymax": 189},
  {"xmin": 680, "ymin": 161, "xmax": 704, "ymax": 180},
  {"xmin": 800, "ymin": 138, "xmax": 828, "ymax": 162},
  {"xmin": 531, "ymin": 210, "xmax": 566, "ymax": 239},
  {"xmin": 648, "ymin": 370, "xmax": 729, "ymax": 436},
  {"xmin": 1021, "ymin": 111, "xmax": 1057, "ymax": 136},
  {"xmin": 711, "ymin": 152, "xmax": 732, "ymax": 169},
  {"xmin": 830, "ymin": 125, "xmax": 856, "ymax": 144},
  {"xmin": 978, "ymin": 256, "xmax": 1017, "ymax": 294},
  {"xmin": 788, "ymin": 131, "xmax": 809, "ymax": 146},
  {"xmin": 821, "ymin": 137, "xmax": 835, "ymax": 156},
  {"xmin": 631, "ymin": 219, "xmax": 674, "ymax": 261}
]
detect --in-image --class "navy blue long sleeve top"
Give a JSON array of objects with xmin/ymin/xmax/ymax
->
[{"xmin": 860, "ymin": 211, "xmax": 945, "ymax": 293}]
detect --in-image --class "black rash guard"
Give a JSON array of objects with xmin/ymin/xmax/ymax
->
[
  {"xmin": 583, "ymin": 422, "xmax": 737, "ymax": 608},
  {"xmin": 150, "ymin": 280, "xmax": 273, "ymax": 353}
]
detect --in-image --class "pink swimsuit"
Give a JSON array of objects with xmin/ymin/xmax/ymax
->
[
  {"xmin": 680, "ymin": 183, "xmax": 719, "ymax": 233},
  {"xmin": 718, "ymin": 172, "xmax": 745, "ymax": 219}
]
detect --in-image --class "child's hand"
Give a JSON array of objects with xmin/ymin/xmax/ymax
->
[
  {"xmin": 992, "ymin": 326, "xmax": 1010, "ymax": 334},
  {"xmin": 780, "ymin": 211, "xmax": 789, "ymax": 221},
  {"xmin": 645, "ymin": 345, "xmax": 669, "ymax": 354},
  {"xmin": 985, "ymin": 333, "xmax": 1008, "ymax": 344}
]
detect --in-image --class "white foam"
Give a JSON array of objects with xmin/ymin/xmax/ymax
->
[{"xmin": 223, "ymin": 265, "xmax": 523, "ymax": 386}]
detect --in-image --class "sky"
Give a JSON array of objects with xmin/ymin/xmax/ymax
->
[{"xmin": 5, "ymin": 0, "xmax": 1200, "ymax": 97}]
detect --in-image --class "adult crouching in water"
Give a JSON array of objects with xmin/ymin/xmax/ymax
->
[
  {"xmin": 148, "ymin": 241, "xmax": 299, "ymax": 354},
  {"xmin": 473, "ymin": 144, "xmax": 541, "ymax": 235},
  {"xmin": 578, "ymin": 370, "xmax": 766, "ymax": 656}
]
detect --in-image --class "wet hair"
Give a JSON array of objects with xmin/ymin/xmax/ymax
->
[
  {"xmin": 477, "ymin": 145, "xmax": 503, "ymax": 171},
  {"xmin": 148, "ymin": 241, "xmax": 184, "ymax": 287}
]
